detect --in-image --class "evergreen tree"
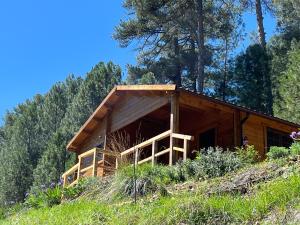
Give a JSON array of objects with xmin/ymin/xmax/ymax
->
[
  {"xmin": 231, "ymin": 44, "xmax": 272, "ymax": 114},
  {"xmin": 275, "ymin": 43, "xmax": 300, "ymax": 123},
  {"xmin": 114, "ymin": 0, "xmax": 242, "ymax": 93},
  {"xmin": 31, "ymin": 62, "xmax": 121, "ymax": 189}
]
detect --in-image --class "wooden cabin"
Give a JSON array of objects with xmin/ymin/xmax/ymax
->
[{"xmin": 62, "ymin": 85, "xmax": 300, "ymax": 187}]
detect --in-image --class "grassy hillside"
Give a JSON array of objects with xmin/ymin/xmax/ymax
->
[{"xmin": 1, "ymin": 146, "xmax": 300, "ymax": 225}]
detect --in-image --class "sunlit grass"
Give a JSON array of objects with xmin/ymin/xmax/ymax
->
[{"xmin": 2, "ymin": 174, "xmax": 300, "ymax": 225}]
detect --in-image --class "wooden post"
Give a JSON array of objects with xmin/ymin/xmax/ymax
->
[
  {"xmin": 170, "ymin": 93, "xmax": 179, "ymax": 165},
  {"xmin": 233, "ymin": 109, "xmax": 241, "ymax": 146},
  {"xmin": 77, "ymin": 156, "xmax": 82, "ymax": 180},
  {"xmin": 152, "ymin": 140, "xmax": 157, "ymax": 166},
  {"xmin": 183, "ymin": 139, "xmax": 188, "ymax": 161},
  {"xmin": 135, "ymin": 148, "xmax": 138, "ymax": 166},
  {"xmin": 115, "ymin": 157, "xmax": 119, "ymax": 169},
  {"xmin": 92, "ymin": 148, "xmax": 97, "ymax": 177},
  {"xmin": 63, "ymin": 175, "xmax": 67, "ymax": 188}
]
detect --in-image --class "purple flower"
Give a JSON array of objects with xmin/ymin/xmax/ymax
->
[
  {"xmin": 290, "ymin": 131, "xmax": 300, "ymax": 141},
  {"xmin": 50, "ymin": 182, "xmax": 56, "ymax": 189}
]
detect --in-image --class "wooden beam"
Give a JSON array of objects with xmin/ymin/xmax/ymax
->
[
  {"xmin": 170, "ymin": 93, "xmax": 179, "ymax": 165},
  {"xmin": 116, "ymin": 84, "xmax": 176, "ymax": 91}
]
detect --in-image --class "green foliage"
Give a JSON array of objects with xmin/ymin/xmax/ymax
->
[
  {"xmin": 115, "ymin": 164, "xmax": 172, "ymax": 198},
  {"xmin": 231, "ymin": 44, "xmax": 273, "ymax": 115},
  {"xmin": 275, "ymin": 43, "xmax": 300, "ymax": 123},
  {"xmin": 267, "ymin": 146, "xmax": 290, "ymax": 160},
  {"xmin": 236, "ymin": 145, "xmax": 259, "ymax": 164},
  {"xmin": 0, "ymin": 62, "xmax": 121, "ymax": 206},
  {"xmin": 290, "ymin": 142, "xmax": 300, "ymax": 156},
  {"xmin": 114, "ymin": 147, "xmax": 245, "ymax": 198},
  {"xmin": 194, "ymin": 147, "xmax": 243, "ymax": 179},
  {"xmin": 25, "ymin": 185, "xmax": 62, "ymax": 209},
  {"xmin": 3, "ymin": 171, "xmax": 300, "ymax": 225}
]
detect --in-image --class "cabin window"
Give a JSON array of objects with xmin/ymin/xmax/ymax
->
[
  {"xmin": 199, "ymin": 128, "xmax": 216, "ymax": 149},
  {"xmin": 267, "ymin": 128, "xmax": 292, "ymax": 149}
]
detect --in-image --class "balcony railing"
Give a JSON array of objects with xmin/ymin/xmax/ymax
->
[
  {"xmin": 120, "ymin": 130, "xmax": 193, "ymax": 166},
  {"xmin": 62, "ymin": 130, "xmax": 193, "ymax": 187},
  {"xmin": 62, "ymin": 148, "xmax": 120, "ymax": 187}
]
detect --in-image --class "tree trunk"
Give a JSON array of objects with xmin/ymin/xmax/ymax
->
[
  {"xmin": 190, "ymin": 40, "xmax": 197, "ymax": 92},
  {"xmin": 255, "ymin": 0, "xmax": 266, "ymax": 48},
  {"xmin": 195, "ymin": 0, "xmax": 205, "ymax": 93},
  {"xmin": 173, "ymin": 36, "xmax": 182, "ymax": 87},
  {"xmin": 222, "ymin": 37, "xmax": 229, "ymax": 101}
]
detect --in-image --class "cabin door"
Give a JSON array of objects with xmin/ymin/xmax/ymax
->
[{"xmin": 199, "ymin": 128, "xmax": 216, "ymax": 149}]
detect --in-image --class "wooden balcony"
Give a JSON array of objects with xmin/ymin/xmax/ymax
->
[{"xmin": 62, "ymin": 130, "xmax": 193, "ymax": 187}]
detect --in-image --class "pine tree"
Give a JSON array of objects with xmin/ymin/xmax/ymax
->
[
  {"xmin": 231, "ymin": 44, "xmax": 272, "ymax": 114},
  {"xmin": 275, "ymin": 43, "xmax": 300, "ymax": 123}
]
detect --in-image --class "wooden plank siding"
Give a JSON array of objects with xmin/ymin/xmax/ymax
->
[
  {"xmin": 77, "ymin": 93, "xmax": 170, "ymax": 154},
  {"xmin": 110, "ymin": 94, "xmax": 169, "ymax": 132},
  {"xmin": 243, "ymin": 112, "xmax": 298, "ymax": 158}
]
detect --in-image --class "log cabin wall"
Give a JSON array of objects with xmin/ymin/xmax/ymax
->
[
  {"xmin": 242, "ymin": 112, "xmax": 298, "ymax": 158},
  {"xmin": 110, "ymin": 93, "xmax": 169, "ymax": 132},
  {"xmin": 77, "ymin": 92, "xmax": 170, "ymax": 155},
  {"xmin": 178, "ymin": 105, "xmax": 234, "ymax": 157}
]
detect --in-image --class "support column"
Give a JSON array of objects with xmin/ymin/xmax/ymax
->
[{"xmin": 170, "ymin": 92, "xmax": 179, "ymax": 165}]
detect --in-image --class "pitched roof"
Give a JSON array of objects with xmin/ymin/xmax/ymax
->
[{"xmin": 67, "ymin": 84, "xmax": 299, "ymax": 151}]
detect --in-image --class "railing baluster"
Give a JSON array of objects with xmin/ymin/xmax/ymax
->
[
  {"xmin": 134, "ymin": 148, "xmax": 138, "ymax": 166},
  {"xmin": 169, "ymin": 133, "xmax": 173, "ymax": 166},
  {"xmin": 152, "ymin": 140, "xmax": 157, "ymax": 166},
  {"xmin": 77, "ymin": 156, "xmax": 82, "ymax": 180},
  {"xmin": 92, "ymin": 148, "xmax": 97, "ymax": 177},
  {"xmin": 183, "ymin": 139, "xmax": 188, "ymax": 161}
]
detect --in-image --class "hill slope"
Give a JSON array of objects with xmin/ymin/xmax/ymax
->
[{"xmin": 1, "ymin": 149, "xmax": 300, "ymax": 225}]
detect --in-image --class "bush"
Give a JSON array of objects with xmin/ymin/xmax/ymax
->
[
  {"xmin": 236, "ymin": 145, "xmax": 259, "ymax": 164},
  {"xmin": 290, "ymin": 142, "xmax": 300, "ymax": 156},
  {"xmin": 25, "ymin": 185, "xmax": 62, "ymax": 208},
  {"xmin": 194, "ymin": 147, "xmax": 242, "ymax": 179},
  {"xmin": 62, "ymin": 178, "xmax": 97, "ymax": 200},
  {"xmin": 267, "ymin": 146, "xmax": 290, "ymax": 160},
  {"xmin": 115, "ymin": 164, "xmax": 173, "ymax": 197}
]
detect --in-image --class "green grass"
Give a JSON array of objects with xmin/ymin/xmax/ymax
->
[{"xmin": 2, "ymin": 173, "xmax": 300, "ymax": 225}]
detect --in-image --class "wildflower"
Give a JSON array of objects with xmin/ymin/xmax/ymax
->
[
  {"xmin": 50, "ymin": 182, "xmax": 56, "ymax": 189},
  {"xmin": 25, "ymin": 192, "xmax": 29, "ymax": 198},
  {"xmin": 290, "ymin": 131, "xmax": 300, "ymax": 141}
]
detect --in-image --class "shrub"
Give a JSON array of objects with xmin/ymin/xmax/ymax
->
[
  {"xmin": 236, "ymin": 145, "xmax": 259, "ymax": 164},
  {"xmin": 62, "ymin": 178, "xmax": 96, "ymax": 200},
  {"xmin": 193, "ymin": 147, "xmax": 242, "ymax": 179},
  {"xmin": 290, "ymin": 142, "xmax": 300, "ymax": 156},
  {"xmin": 25, "ymin": 185, "xmax": 62, "ymax": 208},
  {"xmin": 115, "ymin": 164, "xmax": 173, "ymax": 197},
  {"xmin": 267, "ymin": 146, "xmax": 290, "ymax": 160}
]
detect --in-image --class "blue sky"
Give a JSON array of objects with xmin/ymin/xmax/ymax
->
[{"xmin": 0, "ymin": 1, "xmax": 277, "ymax": 124}]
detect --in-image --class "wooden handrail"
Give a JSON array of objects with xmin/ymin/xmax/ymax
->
[
  {"xmin": 121, "ymin": 130, "xmax": 172, "ymax": 156},
  {"xmin": 79, "ymin": 148, "xmax": 96, "ymax": 159},
  {"xmin": 121, "ymin": 131, "xmax": 193, "ymax": 167},
  {"xmin": 62, "ymin": 163, "xmax": 79, "ymax": 178},
  {"xmin": 172, "ymin": 133, "xmax": 194, "ymax": 141}
]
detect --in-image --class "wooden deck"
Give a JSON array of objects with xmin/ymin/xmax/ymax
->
[{"xmin": 62, "ymin": 130, "xmax": 193, "ymax": 187}]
